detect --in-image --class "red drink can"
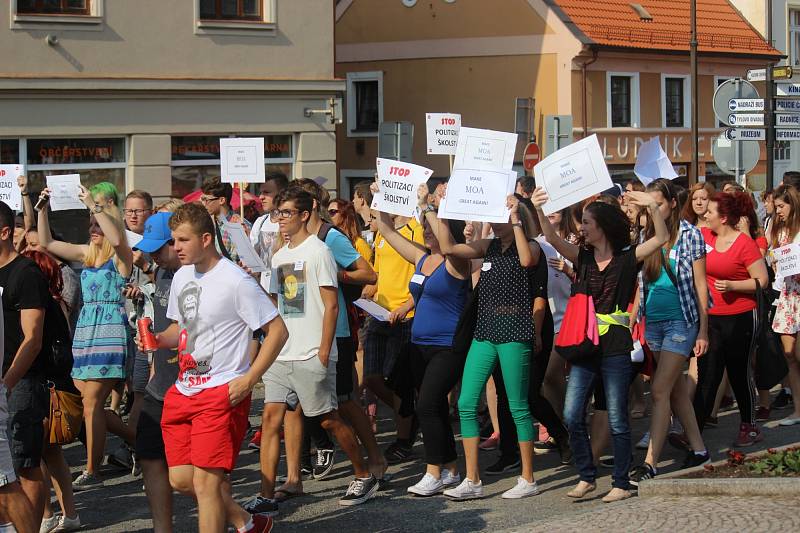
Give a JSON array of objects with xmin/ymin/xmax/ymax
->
[{"xmin": 137, "ymin": 317, "xmax": 158, "ymax": 352}]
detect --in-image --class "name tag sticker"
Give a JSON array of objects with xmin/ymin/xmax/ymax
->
[
  {"xmin": 293, "ymin": 260, "xmax": 305, "ymax": 271},
  {"xmin": 410, "ymin": 274, "xmax": 425, "ymax": 285},
  {"xmin": 481, "ymin": 262, "xmax": 492, "ymax": 272},
  {"xmin": 378, "ymin": 240, "xmax": 385, "ymax": 249},
  {"xmin": 669, "ymin": 249, "xmax": 677, "ymax": 261},
  {"xmin": 705, "ymin": 243, "xmax": 713, "ymax": 254}
]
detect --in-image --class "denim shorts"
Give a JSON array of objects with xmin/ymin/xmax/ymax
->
[{"xmin": 645, "ymin": 319, "xmax": 699, "ymax": 356}]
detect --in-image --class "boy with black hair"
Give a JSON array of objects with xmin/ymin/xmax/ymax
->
[{"xmin": 200, "ymin": 176, "xmax": 252, "ymax": 263}]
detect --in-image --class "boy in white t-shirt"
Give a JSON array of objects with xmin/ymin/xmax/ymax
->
[
  {"xmin": 153, "ymin": 203, "xmax": 288, "ymax": 533},
  {"xmin": 253, "ymin": 187, "xmax": 377, "ymax": 513}
]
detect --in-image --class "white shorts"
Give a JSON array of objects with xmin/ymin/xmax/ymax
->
[
  {"xmin": 262, "ymin": 357, "xmax": 337, "ymax": 417},
  {"xmin": 0, "ymin": 388, "xmax": 18, "ymax": 487}
]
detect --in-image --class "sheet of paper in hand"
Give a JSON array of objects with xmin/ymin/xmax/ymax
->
[
  {"xmin": 0, "ymin": 165, "xmax": 23, "ymax": 211},
  {"xmin": 126, "ymin": 230, "xmax": 143, "ymax": 249},
  {"xmin": 371, "ymin": 158, "xmax": 433, "ymax": 218},
  {"xmin": 46, "ymin": 174, "xmax": 85, "ymax": 211},
  {"xmin": 221, "ymin": 220, "xmax": 267, "ymax": 272},
  {"xmin": 453, "ymin": 127, "xmax": 518, "ymax": 171},
  {"xmin": 426, "ymin": 113, "xmax": 461, "ymax": 155},
  {"xmin": 773, "ymin": 243, "xmax": 800, "ymax": 279},
  {"xmin": 219, "ymin": 137, "xmax": 265, "ymax": 184},
  {"xmin": 634, "ymin": 136, "xmax": 678, "ymax": 186},
  {"xmin": 534, "ymin": 134, "xmax": 613, "ymax": 216},
  {"xmin": 437, "ymin": 168, "xmax": 517, "ymax": 224}
]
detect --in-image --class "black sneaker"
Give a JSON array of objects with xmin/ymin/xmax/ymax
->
[
  {"xmin": 484, "ymin": 455, "xmax": 521, "ymax": 476},
  {"xmin": 300, "ymin": 465, "xmax": 314, "ymax": 480},
  {"xmin": 682, "ymin": 450, "xmax": 711, "ymax": 469},
  {"xmin": 107, "ymin": 444, "xmax": 133, "ymax": 471},
  {"xmin": 556, "ymin": 437, "xmax": 573, "ymax": 465},
  {"xmin": 771, "ymin": 389, "xmax": 794, "ymax": 411},
  {"xmin": 534, "ymin": 438, "xmax": 558, "ymax": 455},
  {"xmin": 243, "ymin": 496, "xmax": 279, "ymax": 517},
  {"xmin": 384, "ymin": 441, "xmax": 413, "ymax": 465},
  {"xmin": 629, "ymin": 463, "xmax": 656, "ymax": 487},
  {"xmin": 339, "ymin": 475, "xmax": 379, "ymax": 506},
  {"xmin": 313, "ymin": 448, "xmax": 335, "ymax": 480}
]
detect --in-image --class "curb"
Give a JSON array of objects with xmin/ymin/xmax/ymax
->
[{"xmin": 638, "ymin": 442, "xmax": 800, "ymax": 497}]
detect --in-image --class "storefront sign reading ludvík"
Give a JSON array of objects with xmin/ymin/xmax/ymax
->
[{"xmin": 594, "ymin": 131, "xmax": 741, "ymax": 165}]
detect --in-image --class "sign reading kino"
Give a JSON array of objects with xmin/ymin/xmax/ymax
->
[{"xmin": 596, "ymin": 131, "xmax": 730, "ymax": 165}]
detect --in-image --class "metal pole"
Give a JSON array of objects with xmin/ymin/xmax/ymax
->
[
  {"xmin": 690, "ymin": 0, "xmax": 699, "ymax": 185},
  {"xmin": 766, "ymin": 0, "xmax": 775, "ymax": 191}
]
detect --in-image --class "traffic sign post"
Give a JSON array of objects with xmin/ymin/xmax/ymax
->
[
  {"xmin": 728, "ymin": 113, "xmax": 765, "ymax": 126},
  {"xmin": 713, "ymin": 79, "xmax": 759, "ymax": 127},
  {"xmin": 775, "ymin": 113, "xmax": 800, "ymax": 127},
  {"xmin": 724, "ymin": 128, "xmax": 765, "ymax": 141},
  {"xmin": 522, "ymin": 142, "xmax": 540, "ymax": 174},
  {"xmin": 777, "ymin": 129, "xmax": 800, "ymax": 140},
  {"xmin": 728, "ymin": 98, "xmax": 764, "ymax": 111}
]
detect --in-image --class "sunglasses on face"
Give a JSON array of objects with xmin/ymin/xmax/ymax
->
[{"xmin": 328, "ymin": 209, "xmax": 339, "ymax": 216}]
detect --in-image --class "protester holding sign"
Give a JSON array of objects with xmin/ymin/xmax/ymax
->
[
  {"xmin": 769, "ymin": 185, "xmax": 800, "ymax": 427},
  {"xmin": 532, "ymin": 186, "xmax": 669, "ymax": 503},
  {"xmin": 437, "ymin": 190, "xmax": 542, "ymax": 501},
  {"xmin": 200, "ymin": 176, "xmax": 252, "ymax": 263}
]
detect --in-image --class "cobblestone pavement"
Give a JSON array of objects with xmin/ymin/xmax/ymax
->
[
  {"xmin": 508, "ymin": 496, "xmax": 799, "ymax": 532},
  {"xmin": 61, "ymin": 385, "xmax": 800, "ymax": 532}
]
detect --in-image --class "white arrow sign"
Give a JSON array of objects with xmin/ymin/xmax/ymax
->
[
  {"xmin": 777, "ymin": 129, "xmax": 800, "ymax": 140},
  {"xmin": 728, "ymin": 113, "xmax": 764, "ymax": 126},
  {"xmin": 776, "ymin": 99, "xmax": 800, "ymax": 112},
  {"xmin": 747, "ymin": 69, "xmax": 766, "ymax": 82},
  {"xmin": 724, "ymin": 128, "xmax": 765, "ymax": 141},
  {"xmin": 776, "ymin": 83, "xmax": 800, "ymax": 96},
  {"xmin": 728, "ymin": 98, "xmax": 764, "ymax": 111},
  {"xmin": 776, "ymin": 113, "xmax": 800, "ymax": 127}
]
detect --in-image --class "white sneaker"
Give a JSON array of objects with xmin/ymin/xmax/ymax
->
[
  {"xmin": 635, "ymin": 431, "xmax": 651, "ymax": 450},
  {"xmin": 443, "ymin": 477, "xmax": 484, "ymax": 500},
  {"xmin": 39, "ymin": 515, "xmax": 59, "ymax": 533},
  {"xmin": 441, "ymin": 469, "xmax": 461, "ymax": 487},
  {"xmin": 501, "ymin": 477, "xmax": 540, "ymax": 499},
  {"xmin": 54, "ymin": 515, "xmax": 80, "ymax": 532},
  {"xmin": 407, "ymin": 473, "xmax": 444, "ymax": 496}
]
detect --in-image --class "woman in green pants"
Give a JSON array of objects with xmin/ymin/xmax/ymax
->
[{"xmin": 437, "ymin": 194, "xmax": 542, "ymax": 500}]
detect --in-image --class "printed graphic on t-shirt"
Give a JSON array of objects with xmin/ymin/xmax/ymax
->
[
  {"xmin": 176, "ymin": 281, "xmax": 216, "ymax": 387},
  {"xmin": 277, "ymin": 263, "xmax": 306, "ymax": 317}
]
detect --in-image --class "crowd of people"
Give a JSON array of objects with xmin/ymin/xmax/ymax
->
[{"xmin": 0, "ymin": 167, "xmax": 797, "ymax": 532}]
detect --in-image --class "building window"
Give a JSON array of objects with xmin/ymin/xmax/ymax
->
[
  {"xmin": 346, "ymin": 72, "xmax": 383, "ymax": 137},
  {"xmin": 775, "ymin": 140, "xmax": 791, "ymax": 161},
  {"xmin": 16, "ymin": 0, "xmax": 90, "ymax": 14},
  {"xmin": 791, "ymin": 10, "xmax": 800, "ymax": 66},
  {"xmin": 0, "ymin": 140, "xmax": 20, "ymax": 164},
  {"xmin": 662, "ymin": 75, "xmax": 689, "ymax": 128},
  {"xmin": 199, "ymin": 0, "xmax": 261, "ymax": 21},
  {"xmin": 170, "ymin": 134, "xmax": 294, "ymax": 199},
  {"xmin": 606, "ymin": 73, "xmax": 640, "ymax": 128},
  {"xmin": 515, "ymin": 97, "xmax": 535, "ymax": 140}
]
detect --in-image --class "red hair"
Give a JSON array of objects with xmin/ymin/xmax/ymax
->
[
  {"xmin": 710, "ymin": 191, "xmax": 754, "ymax": 229},
  {"xmin": 330, "ymin": 199, "xmax": 362, "ymax": 244},
  {"xmin": 22, "ymin": 250, "xmax": 67, "ymax": 310}
]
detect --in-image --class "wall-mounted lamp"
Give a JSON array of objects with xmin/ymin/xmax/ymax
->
[
  {"xmin": 304, "ymin": 97, "xmax": 342, "ymax": 125},
  {"xmin": 45, "ymin": 34, "xmax": 59, "ymax": 46}
]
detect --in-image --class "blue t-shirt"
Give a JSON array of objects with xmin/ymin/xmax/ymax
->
[
  {"xmin": 323, "ymin": 228, "xmax": 361, "ymax": 338},
  {"xmin": 645, "ymin": 247, "xmax": 684, "ymax": 323},
  {"xmin": 409, "ymin": 255, "xmax": 468, "ymax": 346}
]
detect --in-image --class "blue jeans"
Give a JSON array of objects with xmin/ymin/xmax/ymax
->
[{"xmin": 563, "ymin": 354, "xmax": 633, "ymax": 490}]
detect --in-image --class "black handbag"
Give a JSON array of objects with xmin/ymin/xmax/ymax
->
[{"xmin": 754, "ymin": 279, "xmax": 788, "ymax": 390}]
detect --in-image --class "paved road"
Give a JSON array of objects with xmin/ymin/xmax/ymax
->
[{"xmin": 62, "ymin": 385, "xmax": 800, "ymax": 532}]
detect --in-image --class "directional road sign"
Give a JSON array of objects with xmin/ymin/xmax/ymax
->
[
  {"xmin": 724, "ymin": 128, "xmax": 765, "ymax": 141},
  {"xmin": 748, "ymin": 66, "xmax": 793, "ymax": 82},
  {"xmin": 777, "ymin": 129, "xmax": 800, "ymax": 140},
  {"xmin": 776, "ymin": 99, "xmax": 800, "ymax": 112},
  {"xmin": 728, "ymin": 99, "xmax": 764, "ymax": 111},
  {"xmin": 775, "ymin": 113, "xmax": 800, "ymax": 127},
  {"xmin": 728, "ymin": 113, "xmax": 764, "ymax": 126},
  {"xmin": 714, "ymin": 79, "xmax": 759, "ymax": 126},
  {"xmin": 776, "ymin": 83, "xmax": 800, "ymax": 97}
]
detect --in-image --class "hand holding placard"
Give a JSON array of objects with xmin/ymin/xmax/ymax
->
[
  {"xmin": 46, "ymin": 174, "xmax": 86, "ymax": 211},
  {"xmin": 437, "ymin": 168, "xmax": 517, "ymax": 223},
  {"xmin": 371, "ymin": 158, "xmax": 432, "ymax": 218}
]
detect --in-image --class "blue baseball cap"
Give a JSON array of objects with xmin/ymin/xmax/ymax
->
[{"xmin": 134, "ymin": 212, "xmax": 174, "ymax": 253}]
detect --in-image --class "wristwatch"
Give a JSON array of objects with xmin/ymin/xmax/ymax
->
[
  {"xmin": 91, "ymin": 203, "xmax": 103, "ymax": 214},
  {"xmin": 511, "ymin": 221, "xmax": 523, "ymax": 228},
  {"xmin": 422, "ymin": 204, "xmax": 436, "ymax": 216}
]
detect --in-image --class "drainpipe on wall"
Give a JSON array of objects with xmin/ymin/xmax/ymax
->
[{"xmin": 579, "ymin": 48, "xmax": 599, "ymax": 138}]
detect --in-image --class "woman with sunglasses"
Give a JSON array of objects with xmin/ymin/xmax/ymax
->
[
  {"xmin": 329, "ymin": 199, "xmax": 372, "ymax": 262},
  {"xmin": 37, "ymin": 182, "xmax": 133, "ymax": 491},
  {"xmin": 628, "ymin": 179, "xmax": 710, "ymax": 485}
]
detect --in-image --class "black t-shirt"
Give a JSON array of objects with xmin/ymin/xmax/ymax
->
[
  {"xmin": 0, "ymin": 256, "xmax": 50, "ymax": 376},
  {"xmin": 531, "ymin": 251, "xmax": 555, "ymax": 353},
  {"xmin": 577, "ymin": 246, "xmax": 639, "ymax": 357},
  {"xmin": 145, "ymin": 268, "xmax": 179, "ymax": 401}
]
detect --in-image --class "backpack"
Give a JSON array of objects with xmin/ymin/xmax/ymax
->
[{"xmin": 317, "ymin": 223, "xmax": 364, "ymax": 303}]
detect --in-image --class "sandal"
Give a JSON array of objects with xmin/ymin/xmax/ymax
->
[{"xmin": 273, "ymin": 486, "xmax": 304, "ymax": 503}]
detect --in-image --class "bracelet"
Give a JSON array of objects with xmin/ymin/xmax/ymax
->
[
  {"xmin": 421, "ymin": 205, "xmax": 436, "ymax": 216},
  {"xmin": 512, "ymin": 221, "xmax": 523, "ymax": 228}
]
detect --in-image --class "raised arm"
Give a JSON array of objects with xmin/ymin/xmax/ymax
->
[
  {"xmin": 35, "ymin": 189, "xmax": 89, "ymax": 263},
  {"xmin": 627, "ymin": 191, "xmax": 670, "ymax": 262},
  {"xmin": 509, "ymin": 195, "xmax": 541, "ymax": 267},
  {"xmin": 77, "ymin": 185, "xmax": 134, "ymax": 277},
  {"xmin": 531, "ymin": 187, "xmax": 579, "ymax": 264},
  {"xmin": 17, "ymin": 175, "xmax": 34, "ymax": 233},
  {"xmin": 434, "ymin": 183, "xmax": 490, "ymax": 260},
  {"xmin": 375, "ymin": 211, "xmax": 427, "ymax": 266}
]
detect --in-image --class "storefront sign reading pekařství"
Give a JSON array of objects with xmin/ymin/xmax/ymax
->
[{"xmin": 594, "ymin": 131, "xmax": 728, "ymax": 165}]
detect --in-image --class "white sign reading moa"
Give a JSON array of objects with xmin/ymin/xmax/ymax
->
[
  {"xmin": 728, "ymin": 113, "xmax": 764, "ymax": 126},
  {"xmin": 219, "ymin": 137, "xmax": 265, "ymax": 183},
  {"xmin": 777, "ymin": 129, "xmax": 800, "ymax": 140},
  {"xmin": 437, "ymin": 167, "xmax": 517, "ymax": 223},
  {"xmin": 0, "ymin": 165, "xmax": 23, "ymax": 211},
  {"xmin": 776, "ymin": 83, "xmax": 800, "ymax": 96},
  {"xmin": 425, "ymin": 113, "xmax": 461, "ymax": 155},
  {"xmin": 728, "ymin": 99, "xmax": 764, "ymax": 111},
  {"xmin": 372, "ymin": 158, "xmax": 432, "ymax": 218},
  {"xmin": 533, "ymin": 134, "xmax": 613, "ymax": 216},
  {"xmin": 724, "ymin": 128, "xmax": 765, "ymax": 141},
  {"xmin": 775, "ymin": 113, "xmax": 800, "ymax": 127},
  {"xmin": 453, "ymin": 127, "xmax": 518, "ymax": 171}
]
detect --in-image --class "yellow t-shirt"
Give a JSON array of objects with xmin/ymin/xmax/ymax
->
[
  {"xmin": 355, "ymin": 236, "xmax": 373, "ymax": 264},
  {"xmin": 373, "ymin": 218, "xmax": 424, "ymax": 315}
]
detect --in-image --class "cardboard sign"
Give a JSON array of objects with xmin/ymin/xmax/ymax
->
[
  {"xmin": 371, "ymin": 158, "xmax": 432, "ymax": 218},
  {"xmin": 0, "ymin": 165, "xmax": 23, "ymax": 211},
  {"xmin": 221, "ymin": 220, "xmax": 267, "ymax": 272},
  {"xmin": 426, "ymin": 113, "xmax": 461, "ymax": 155},
  {"xmin": 219, "ymin": 137, "xmax": 265, "ymax": 184},
  {"xmin": 46, "ymin": 174, "xmax": 85, "ymax": 211},
  {"xmin": 437, "ymin": 168, "xmax": 517, "ymax": 223},
  {"xmin": 453, "ymin": 127, "xmax": 518, "ymax": 171},
  {"xmin": 773, "ymin": 243, "xmax": 800, "ymax": 279},
  {"xmin": 533, "ymin": 134, "xmax": 613, "ymax": 216}
]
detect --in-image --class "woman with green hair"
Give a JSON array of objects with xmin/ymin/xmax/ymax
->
[{"xmin": 37, "ymin": 180, "xmax": 133, "ymax": 492}]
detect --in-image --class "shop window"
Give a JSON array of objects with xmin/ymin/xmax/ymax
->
[
  {"xmin": 791, "ymin": 10, "xmax": 800, "ymax": 66},
  {"xmin": 0, "ymin": 140, "xmax": 20, "ymax": 165},
  {"xmin": 663, "ymin": 76, "xmax": 688, "ymax": 128},
  {"xmin": 170, "ymin": 135, "xmax": 293, "ymax": 200},
  {"xmin": 199, "ymin": 0, "xmax": 261, "ymax": 20},
  {"xmin": 16, "ymin": 0, "xmax": 90, "ymax": 14},
  {"xmin": 606, "ymin": 73, "xmax": 639, "ymax": 128},
  {"xmin": 515, "ymin": 97, "xmax": 535, "ymax": 140},
  {"xmin": 346, "ymin": 72, "xmax": 383, "ymax": 137}
]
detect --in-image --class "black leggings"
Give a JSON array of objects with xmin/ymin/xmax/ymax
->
[
  {"xmin": 693, "ymin": 310, "xmax": 757, "ymax": 430},
  {"xmin": 413, "ymin": 344, "xmax": 464, "ymax": 465}
]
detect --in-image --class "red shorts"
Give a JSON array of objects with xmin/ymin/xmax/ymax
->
[{"xmin": 161, "ymin": 384, "xmax": 251, "ymax": 472}]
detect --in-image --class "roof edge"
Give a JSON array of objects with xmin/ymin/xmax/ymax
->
[{"xmin": 540, "ymin": 0, "xmax": 594, "ymax": 45}]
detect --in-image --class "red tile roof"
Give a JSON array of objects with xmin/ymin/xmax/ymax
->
[{"xmin": 549, "ymin": 0, "xmax": 782, "ymax": 57}]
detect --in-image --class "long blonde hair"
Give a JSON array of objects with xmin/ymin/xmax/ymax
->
[{"xmin": 84, "ymin": 202, "xmax": 125, "ymax": 268}]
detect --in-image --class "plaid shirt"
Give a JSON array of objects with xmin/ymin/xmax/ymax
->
[
  {"xmin": 214, "ymin": 210, "xmax": 252, "ymax": 263},
  {"xmin": 639, "ymin": 220, "xmax": 709, "ymax": 324}
]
